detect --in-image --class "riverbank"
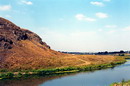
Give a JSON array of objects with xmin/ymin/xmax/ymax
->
[
  {"xmin": 110, "ymin": 80, "xmax": 130, "ymax": 86},
  {"xmin": 0, "ymin": 56, "xmax": 126, "ymax": 80}
]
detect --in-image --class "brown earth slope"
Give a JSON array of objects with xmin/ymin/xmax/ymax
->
[
  {"xmin": 0, "ymin": 17, "xmax": 123, "ymax": 70},
  {"xmin": 0, "ymin": 17, "xmax": 64, "ymax": 70}
]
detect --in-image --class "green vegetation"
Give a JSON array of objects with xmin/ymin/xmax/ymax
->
[
  {"xmin": 110, "ymin": 80, "xmax": 130, "ymax": 86},
  {"xmin": 0, "ymin": 59, "xmax": 126, "ymax": 80},
  {"xmin": 0, "ymin": 72, "xmax": 14, "ymax": 79}
]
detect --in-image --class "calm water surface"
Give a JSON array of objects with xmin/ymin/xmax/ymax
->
[{"xmin": 1, "ymin": 60, "xmax": 130, "ymax": 86}]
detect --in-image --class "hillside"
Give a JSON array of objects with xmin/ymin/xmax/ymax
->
[
  {"xmin": 0, "ymin": 17, "xmax": 64, "ymax": 70},
  {"xmin": 0, "ymin": 17, "xmax": 124, "ymax": 70}
]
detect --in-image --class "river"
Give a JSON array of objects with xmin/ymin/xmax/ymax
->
[{"xmin": 1, "ymin": 60, "xmax": 130, "ymax": 86}]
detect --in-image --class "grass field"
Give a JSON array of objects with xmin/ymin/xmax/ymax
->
[{"xmin": 0, "ymin": 55, "xmax": 126, "ymax": 80}]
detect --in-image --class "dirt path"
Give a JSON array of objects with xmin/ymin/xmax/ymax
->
[{"xmin": 64, "ymin": 55, "xmax": 91, "ymax": 66}]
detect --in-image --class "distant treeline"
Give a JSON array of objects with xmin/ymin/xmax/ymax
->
[{"xmin": 59, "ymin": 50, "xmax": 130, "ymax": 55}]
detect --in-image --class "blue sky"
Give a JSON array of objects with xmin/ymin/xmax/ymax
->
[{"xmin": 0, "ymin": 0, "xmax": 130, "ymax": 52}]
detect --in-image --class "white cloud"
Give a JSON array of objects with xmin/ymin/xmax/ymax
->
[
  {"xmin": 105, "ymin": 25, "xmax": 117, "ymax": 28},
  {"xmin": 96, "ymin": 12, "xmax": 108, "ymax": 18},
  {"xmin": 123, "ymin": 26, "xmax": 130, "ymax": 31},
  {"xmin": 0, "ymin": 5, "xmax": 11, "ymax": 11},
  {"xmin": 75, "ymin": 14, "xmax": 96, "ymax": 22},
  {"xmin": 103, "ymin": 0, "xmax": 111, "ymax": 2},
  {"xmin": 107, "ymin": 30, "xmax": 116, "ymax": 34},
  {"xmin": 90, "ymin": 1, "xmax": 104, "ymax": 7},
  {"xmin": 85, "ymin": 17, "xmax": 96, "ymax": 22},
  {"xmin": 22, "ymin": 0, "xmax": 33, "ymax": 5},
  {"xmin": 75, "ymin": 14, "xmax": 85, "ymax": 20}
]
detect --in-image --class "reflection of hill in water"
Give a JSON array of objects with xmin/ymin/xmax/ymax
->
[
  {"xmin": 0, "ymin": 76, "xmax": 58, "ymax": 86},
  {"xmin": 0, "ymin": 70, "xmax": 103, "ymax": 86},
  {"xmin": 0, "ymin": 73, "xmax": 79, "ymax": 86}
]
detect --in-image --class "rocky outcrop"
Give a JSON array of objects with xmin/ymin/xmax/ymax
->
[{"xmin": 0, "ymin": 17, "xmax": 50, "ymax": 49}]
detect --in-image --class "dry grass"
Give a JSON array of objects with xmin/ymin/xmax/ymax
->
[
  {"xmin": 0, "ymin": 40, "xmax": 124, "ymax": 70},
  {"xmin": 58, "ymin": 54, "xmax": 121, "ymax": 67}
]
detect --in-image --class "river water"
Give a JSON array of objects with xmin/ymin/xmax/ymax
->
[{"xmin": 1, "ymin": 60, "xmax": 130, "ymax": 86}]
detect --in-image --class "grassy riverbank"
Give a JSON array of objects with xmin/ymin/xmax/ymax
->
[
  {"xmin": 0, "ymin": 56, "xmax": 126, "ymax": 80},
  {"xmin": 110, "ymin": 80, "xmax": 130, "ymax": 86}
]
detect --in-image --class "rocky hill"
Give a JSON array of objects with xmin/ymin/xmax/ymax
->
[
  {"xmin": 0, "ymin": 17, "xmax": 63, "ymax": 70},
  {"xmin": 0, "ymin": 17, "xmax": 50, "ymax": 50}
]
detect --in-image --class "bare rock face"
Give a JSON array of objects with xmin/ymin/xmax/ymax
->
[{"xmin": 0, "ymin": 17, "xmax": 50, "ymax": 50}]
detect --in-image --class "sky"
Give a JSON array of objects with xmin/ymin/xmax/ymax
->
[{"xmin": 0, "ymin": 0, "xmax": 130, "ymax": 52}]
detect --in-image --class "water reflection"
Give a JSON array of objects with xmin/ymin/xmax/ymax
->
[{"xmin": 0, "ymin": 73, "xmax": 81, "ymax": 86}]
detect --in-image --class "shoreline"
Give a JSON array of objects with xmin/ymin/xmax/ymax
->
[
  {"xmin": 0, "ymin": 59, "xmax": 126, "ymax": 80},
  {"xmin": 110, "ymin": 80, "xmax": 130, "ymax": 86}
]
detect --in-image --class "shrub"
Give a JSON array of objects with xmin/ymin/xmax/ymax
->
[
  {"xmin": 17, "ymin": 72, "xmax": 22, "ymax": 78},
  {"xmin": 6, "ymin": 72, "xmax": 14, "ymax": 79},
  {"xmin": 0, "ymin": 72, "xmax": 14, "ymax": 79}
]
